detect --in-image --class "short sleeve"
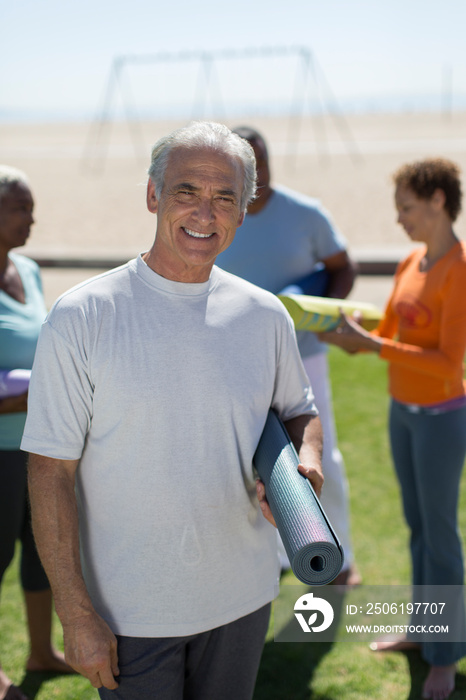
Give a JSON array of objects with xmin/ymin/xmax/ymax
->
[{"xmin": 21, "ymin": 318, "xmax": 93, "ymax": 459}]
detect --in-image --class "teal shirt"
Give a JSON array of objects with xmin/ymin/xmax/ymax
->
[{"xmin": 0, "ymin": 253, "xmax": 47, "ymax": 449}]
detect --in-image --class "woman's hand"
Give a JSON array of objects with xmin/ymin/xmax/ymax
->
[
  {"xmin": 0, "ymin": 391, "xmax": 28, "ymax": 414},
  {"xmin": 318, "ymin": 311, "xmax": 382, "ymax": 354}
]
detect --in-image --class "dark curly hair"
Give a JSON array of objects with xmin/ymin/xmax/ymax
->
[{"xmin": 393, "ymin": 158, "xmax": 462, "ymax": 222}]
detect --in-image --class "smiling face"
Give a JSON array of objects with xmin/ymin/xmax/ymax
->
[
  {"xmin": 394, "ymin": 185, "xmax": 445, "ymax": 244},
  {"xmin": 146, "ymin": 146, "xmax": 245, "ymax": 282},
  {"xmin": 0, "ymin": 182, "xmax": 34, "ymax": 254}
]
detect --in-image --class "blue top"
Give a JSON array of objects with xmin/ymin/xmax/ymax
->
[
  {"xmin": 0, "ymin": 253, "xmax": 47, "ymax": 449},
  {"xmin": 216, "ymin": 184, "xmax": 347, "ymax": 357}
]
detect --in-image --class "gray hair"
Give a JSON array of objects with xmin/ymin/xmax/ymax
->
[
  {"xmin": 0, "ymin": 165, "xmax": 30, "ymax": 202},
  {"xmin": 147, "ymin": 121, "xmax": 257, "ymax": 211}
]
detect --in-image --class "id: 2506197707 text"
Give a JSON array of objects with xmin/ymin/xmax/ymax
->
[{"xmin": 347, "ymin": 602, "xmax": 446, "ymax": 616}]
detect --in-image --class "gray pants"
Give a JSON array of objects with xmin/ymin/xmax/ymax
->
[
  {"xmin": 98, "ymin": 603, "xmax": 271, "ymax": 700},
  {"xmin": 389, "ymin": 400, "xmax": 466, "ymax": 666}
]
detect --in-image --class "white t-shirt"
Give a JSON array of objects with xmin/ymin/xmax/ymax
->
[{"xmin": 22, "ymin": 256, "xmax": 317, "ymax": 637}]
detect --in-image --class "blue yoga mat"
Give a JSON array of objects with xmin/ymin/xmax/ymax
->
[
  {"xmin": 279, "ymin": 264, "xmax": 330, "ymax": 298},
  {"xmin": 253, "ymin": 409, "xmax": 344, "ymax": 585}
]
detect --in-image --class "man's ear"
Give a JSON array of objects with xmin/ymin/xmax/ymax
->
[
  {"xmin": 237, "ymin": 211, "xmax": 245, "ymax": 227},
  {"xmin": 147, "ymin": 179, "xmax": 158, "ymax": 214}
]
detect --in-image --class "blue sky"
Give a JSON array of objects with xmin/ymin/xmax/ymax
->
[{"xmin": 2, "ymin": 0, "xmax": 466, "ymax": 121}]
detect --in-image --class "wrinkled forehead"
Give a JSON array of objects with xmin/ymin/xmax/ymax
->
[{"xmin": 166, "ymin": 145, "xmax": 245, "ymax": 189}]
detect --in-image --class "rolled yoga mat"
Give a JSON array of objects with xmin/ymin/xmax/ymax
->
[
  {"xmin": 278, "ymin": 294, "xmax": 382, "ymax": 333},
  {"xmin": 253, "ymin": 409, "xmax": 343, "ymax": 585}
]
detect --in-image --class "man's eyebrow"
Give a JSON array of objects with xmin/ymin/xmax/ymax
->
[
  {"xmin": 173, "ymin": 182, "xmax": 198, "ymax": 192},
  {"xmin": 172, "ymin": 183, "xmax": 238, "ymax": 200},
  {"xmin": 216, "ymin": 189, "xmax": 238, "ymax": 199}
]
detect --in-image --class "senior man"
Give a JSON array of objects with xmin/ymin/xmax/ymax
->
[{"xmin": 22, "ymin": 122, "xmax": 323, "ymax": 700}]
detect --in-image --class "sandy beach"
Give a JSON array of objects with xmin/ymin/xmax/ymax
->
[{"xmin": 1, "ymin": 111, "xmax": 465, "ymax": 308}]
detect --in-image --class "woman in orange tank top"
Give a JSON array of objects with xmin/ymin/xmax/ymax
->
[{"xmin": 322, "ymin": 158, "xmax": 466, "ymax": 700}]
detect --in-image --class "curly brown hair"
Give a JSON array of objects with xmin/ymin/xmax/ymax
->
[{"xmin": 393, "ymin": 158, "xmax": 462, "ymax": 222}]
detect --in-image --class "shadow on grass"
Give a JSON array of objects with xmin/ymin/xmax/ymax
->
[
  {"xmin": 18, "ymin": 669, "xmax": 77, "ymax": 699},
  {"xmin": 254, "ymin": 638, "xmax": 335, "ymax": 700},
  {"xmin": 254, "ymin": 637, "xmax": 466, "ymax": 700},
  {"xmin": 253, "ymin": 586, "xmax": 346, "ymax": 700}
]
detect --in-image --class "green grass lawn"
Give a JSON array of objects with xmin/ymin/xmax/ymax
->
[{"xmin": 2, "ymin": 346, "xmax": 466, "ymax": 698}]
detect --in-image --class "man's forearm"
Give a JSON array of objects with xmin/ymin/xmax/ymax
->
[
  {"xmin": 283, "ymin": 413, "xmax": 324, "ymax": 496},
  {"xmin": 28, "ymin": 453, "xmax": 120, "ymax": 688},
  {"xmin": 27, "ymin": 453, "xmax": 93, "ymax": 623},
  {"xmin": 324, "ymin": 250, "xmax": 358, "ymax": 300},
  {"xmin": 326, "ymin": 262, "xmax": 357, "ymax": 299}
]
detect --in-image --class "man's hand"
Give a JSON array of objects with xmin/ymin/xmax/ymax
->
[
  {"xmin": 256, "ymin": 479, "xmax": 274, "ymax": 525},
  {"xmin": 62, "ymin": 611, "xmax": 119, "ymax": 689},
  {"xmin": 256, "ymin": 458, "xmax": 324, "ymax": 528}
]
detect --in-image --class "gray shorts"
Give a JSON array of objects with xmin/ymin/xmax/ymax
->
[{"xmin": 98, "ymin": 603, "xmax": 271, "ymax": 700}]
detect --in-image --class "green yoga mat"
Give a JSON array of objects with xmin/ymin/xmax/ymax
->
[
  {"xmin": 278, "ymin": 294, "xmax": 382, "ymax": 333},
  {"xmin": 253, "ymin": 409, "xmax": 344, "ymax": 585}
]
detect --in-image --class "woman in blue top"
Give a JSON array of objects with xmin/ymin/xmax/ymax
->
[{"xmin": 0, "ymin": 166, "xmax": 71, "ymax": 700}]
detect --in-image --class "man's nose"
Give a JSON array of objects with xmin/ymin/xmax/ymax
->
[{"xmin": 195, "ymin": 198, "xmax": 214, "ymax": 223}]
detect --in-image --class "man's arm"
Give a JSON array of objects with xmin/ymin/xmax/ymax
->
[
  {"xmin": 284, "ymin": 412, "xmax": 324, "ymax": 496},
  {"xmin": 27, "ymin": 453, "xmax": 119, "ymax": 690},
  {"xmin": 256, "ymin": 412, "xmax": 324, "ymax": 526},
  {"xmin": 322, "ymin": 249, "xmax": 358, "ymax": 300}
]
